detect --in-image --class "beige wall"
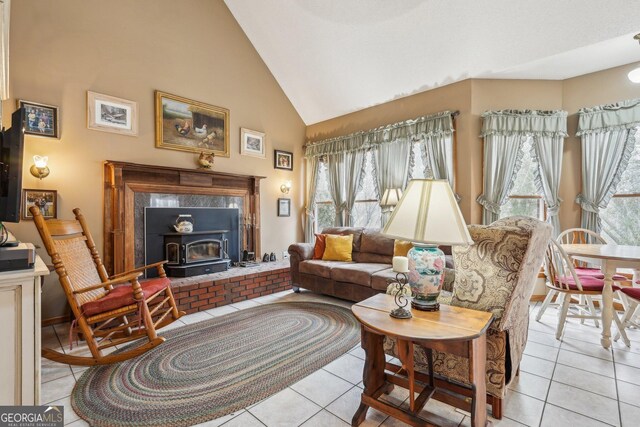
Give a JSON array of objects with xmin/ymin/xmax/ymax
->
[{"xmin": 4, "ymin": 0, "xmax": 306, "ymax": 320}]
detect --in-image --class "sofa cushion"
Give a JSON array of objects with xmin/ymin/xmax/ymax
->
[
  {"xmin": 360, "ymin": 230, "xmax": 395, "ymax": 256},
  {"xmin": 371, "ymin": 268, "xmax": 398, "ymax": 291},
  {"xmin": 353, "ymin": 252, "xmax": 393, "ymax": 264},
  {"xmin": 299, "ymin": 260, "xmax": 348, "ymax": 279},
  {"xmin": 331, "ymin": 263, "xmax": 391, "ymax": 287},
  {"xmin": 322, "ymin": 227, "xmax": 364, "ymax": 252}
]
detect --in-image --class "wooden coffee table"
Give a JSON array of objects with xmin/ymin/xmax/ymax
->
[{"xmin": 351, "ymin": 294, "xmax": 494, "ymax": 427}]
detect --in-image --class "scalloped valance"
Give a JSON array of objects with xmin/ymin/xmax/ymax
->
[
  {"xmin": 304, "ymin": 111, "xmax": 454, "ymax": 158},
  {"xmin": 481, "ymin": 109, "xmax": 568, "ymax": 138},
  {"xmin": 576, "ymin": 98, "xmax": 640, "ymax": 136}
]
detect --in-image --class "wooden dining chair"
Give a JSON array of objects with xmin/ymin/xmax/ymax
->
[
  {"xmin": 543, "ymin": 239, "xmax": 630, "ymax": 344},
  {"xmin": 538, "ymin": 228, "xmax": 630, "ymax": 324},
  {"xmin": 31, "ymin": 206, "xmax": 185, "ymax": 365}
]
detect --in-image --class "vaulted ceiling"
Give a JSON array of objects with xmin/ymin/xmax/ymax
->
[{"xmin": 224, "ymin": 0, "xmax": 640, "ymax": 124}]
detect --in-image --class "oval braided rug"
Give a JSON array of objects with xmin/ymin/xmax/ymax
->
[{"xmin": 71, "ymin": 302, "xmax": 359, "ymax": 427}]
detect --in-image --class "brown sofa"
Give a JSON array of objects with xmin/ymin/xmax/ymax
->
[{"xmin": 288, "ymin": 227, "xmax": 452, "ymax": 302}]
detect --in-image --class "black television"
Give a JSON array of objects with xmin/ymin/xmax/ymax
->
[{"xmin": 0, "ymin": 108, "xmax": 25, "ymax": 223}]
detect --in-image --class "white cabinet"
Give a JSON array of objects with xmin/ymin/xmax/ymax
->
[{"xmin": 0, "ymin": 257, "xmax": 48, "ymax": 405}]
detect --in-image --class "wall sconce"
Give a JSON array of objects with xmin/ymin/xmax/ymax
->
[
  {"xmin": 30, "ymin": 155, "xmax": 50, "ymax": 180},
  {"xmin": 280, "ymin": 181, "xmax": 292, "ymax": 194}
]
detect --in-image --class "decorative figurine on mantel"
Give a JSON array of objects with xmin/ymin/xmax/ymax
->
[
  {"xmin": 198, "ymin": 151, "xmax": 215, "ymax": 169},
  {"xmin": 388, "ymin": 256, "xmax": 412, "ymax": 319}
]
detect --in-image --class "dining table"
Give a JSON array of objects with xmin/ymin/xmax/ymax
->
[{"xmin": 561, "ymin": 244, "xmax": 640, "ymax": 349}]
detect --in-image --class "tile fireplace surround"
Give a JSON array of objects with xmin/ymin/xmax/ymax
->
[{"xmin": 170, "ymin": 260, "xmax": 291, "ymax": 314}]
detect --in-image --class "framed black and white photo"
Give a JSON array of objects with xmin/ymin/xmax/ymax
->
[
  {"xmin": 274, "ymin": 149, "xmax": 293, "ymax": 171},
  {"xmin": 277, "ymin": 198, "xmax": 291, "ymax": 217},
  {"xmin": 87, "ymin": 91, "xmax": 138, "ymax": 136},
  {"xmin": 18, "ymin": 100, "xmax": 59, "ymax": 139},
  {"xmin": 240, "ymin": 128, "xmax": 266, "ymax": 158}
]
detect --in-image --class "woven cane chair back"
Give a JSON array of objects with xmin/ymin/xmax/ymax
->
[{"xmin": 53, "ymin": 237, "xmax": 106, "ymax": 305}]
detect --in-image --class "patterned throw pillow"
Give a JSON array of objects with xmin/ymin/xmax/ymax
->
[{"xmin": 322, "ymin": 234, "xmax": 354, "ymax": 262}]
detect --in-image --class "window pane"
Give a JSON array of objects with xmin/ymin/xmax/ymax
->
[
  {"xmin": 315, "ymin": 162, "xmax": 332, "ymax": 202},
  {"xmin": 510, "ymin": 138, "xmax": 539, "ymax": 196},
  {"xmin": 355, "ymin": 151, "xmax": 379, "ymax": 200},
  {"xmin": 601, "ymin": 197, "xmax": 640, "ymax": 245},
  {"xmin": 610, "ymin": 128, "xmax": 640, "ymax": 195},
  {"xmin": 316, "ymin": 203, "xmax": 335, "ymax": 232},
  {"xmin": 351, "ymin": 201, "xmax": 381, "ymax": 228},
  {"xmin": 409, "ymin": 142, "xmax": 433, "ymax": 180},
  {"xmin": 500, "ymin": 198, "xmax": 544, "ymax": 220}
]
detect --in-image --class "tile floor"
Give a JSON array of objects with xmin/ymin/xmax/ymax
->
[{"xmin": 40, "ymin": 290, "xmax": 640, "ymax": 427}]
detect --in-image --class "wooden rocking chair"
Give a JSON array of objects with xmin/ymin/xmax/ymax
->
[{"xmin": 31, "ymin": 206, "xmax": 185, "ymax": 365}]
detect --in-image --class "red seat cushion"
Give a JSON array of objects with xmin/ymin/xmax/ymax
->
[
  {"xmin": 556, "ymin": 275, "xmax": 621, "ymax": 292},
  {"xmin": 574, "ymin": 267, "xmax": 628, "ymax": 282},
  {"xmin": 81, "ymin": 277, "xmax": 170, "ymax": 317},
  {"xmin": 620, "ymin": 287, "xmax": 640, "ymax": 301}
]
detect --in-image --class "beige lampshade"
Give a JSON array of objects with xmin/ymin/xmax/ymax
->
[
  {"xmin": 382, "ymin": 179, "xmax": 473, "ymax": 246},
  {"xmin": 380, "ymin": 188, "xmax": 402, "ymax": 207}
]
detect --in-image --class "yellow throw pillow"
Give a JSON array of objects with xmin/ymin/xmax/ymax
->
[
  {"xmin": 393, "ymin": 240, "xmax": 413, "ymax": 257},
  {"xmin": 322, "ymin": 234, "xmax": 354, "ymax": 262}
]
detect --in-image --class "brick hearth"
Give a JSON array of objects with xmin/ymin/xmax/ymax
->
[{"xmin": 169, "ymin": 260, "xmax": 291, "ymax": 314}]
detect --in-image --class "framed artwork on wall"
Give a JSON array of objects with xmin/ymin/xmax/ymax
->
[
  {"xmin": 22, "ymin": 189, "xmax": 57, "ymax": 220},
  {"xmin": 155, "ymin": 90, "xmax": 230, "ymax": 157},
  {"xmin": 274, "ymin": 149, "xmax": 293, "ymax": 171},
  {"xmin": 240, "ymin": 128, "xmax": 266, "ymax": 158},
  {"xmin": 87, "ymin": 91, "xmax": 138, "ymax": 136},
  {"xmin": 277, "ymin": 198, "xmax": 291, "ymax": 217},
  {"xmin": 18, "ymin": 100, "xmax": 59, "ymax": 139}
]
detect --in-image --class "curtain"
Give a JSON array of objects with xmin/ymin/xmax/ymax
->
[
  {"xmin": 374, "ymin": 140, "xmax": 412, "ymax": 226},
  {"xmin": 326, "ymin": 153, "xmax": 346, "ymax": 226},
  {"xmin": 575, "ymin": 99, "xmax": 640, "ymax": 232},
  {"xmin": 303, "ymin": 156, "xmax": 319, "ymax": 243},
  {"xmin": 421, "ymin": 133, "xmax": 459, "ymax": 200},
  {"xmin": 477, "ymin": 134, "xmax": 526, "ymax": 224},
  {"xmin": 531, "ymin": 135, "xmax": 564, "ymax": 236},
  {"xmin": 576, "ymin": 129, "xmax": 635, "ymax": 232},
  {"xmin": 477, "ymin": 110, "xmax": 568, "ymax": 225},
  {"xmin": 344, "ymin": 150, "xmax": 366, "ymax": 226}
]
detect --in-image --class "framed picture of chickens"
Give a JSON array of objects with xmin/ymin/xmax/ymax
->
[
  {"xmin": 87, "ymin": 91, "xmax": 138, "ymax": 136},
  {"xmin": 155, "ymin": 90, "xmax": 230, "ymax": 157}
]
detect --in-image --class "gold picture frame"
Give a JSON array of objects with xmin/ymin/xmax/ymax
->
[{"xmin": 155, "ymin": 91, "xmax": 230, "ymax": 157}]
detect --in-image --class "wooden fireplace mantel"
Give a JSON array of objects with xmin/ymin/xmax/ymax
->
[{"xmin": 103, "ymin": 161, "xmax": 265, "ymax": 276}]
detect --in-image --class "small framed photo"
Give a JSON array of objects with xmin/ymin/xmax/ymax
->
[
  {"xmin": 18, "ymin": 100, "xmax": 59, "ymax": 139},
  {"xmin": 277, "ymin": 198, "xmax": 291, "ymax": 217},
  {"xmin": 274, "ymin": 150, "xmax": 293, "ymax": 171},
  {"xmin": 240, "ymin": 128, "xmax": 266, "ymax": 158},
  {"xmin": 22, "ymin": 189, "xmax": 57, "ymax": 220},
  {"xmin": 87, "ymin": 91, "xmax": 138, "ymax": 136}
]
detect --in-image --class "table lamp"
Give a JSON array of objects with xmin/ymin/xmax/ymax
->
[
  {"xmin": 380, "ymin": 188, "xmax": 402, "ymax": 208},
  {"xmin": 382, "ymin": 179, "xmax": 473, "ymax": 311}
]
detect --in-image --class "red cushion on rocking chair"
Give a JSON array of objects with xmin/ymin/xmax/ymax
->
[{"xmin": 81, "ymin": 277, "xmax": 171, "ymax": 317}]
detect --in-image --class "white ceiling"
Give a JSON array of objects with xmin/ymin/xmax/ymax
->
[{"xmin": 224, "ymin": 0, "xmax": 640, "ymax": 125}]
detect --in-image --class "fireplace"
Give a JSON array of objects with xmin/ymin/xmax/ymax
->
[
  {"xmin": 144, "ymin": 207, "xmax": 239, "ymax": 278},
  {"xmin": 163, "ymin": 230, "xmax": 230, "ymax": 277}
]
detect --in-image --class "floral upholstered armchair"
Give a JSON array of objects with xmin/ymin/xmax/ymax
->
[{"xmin": 383, "ymin": 216, "xmax": 552, "ymax": 419}]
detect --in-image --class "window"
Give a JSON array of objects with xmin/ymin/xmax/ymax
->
[
  {"xmin": 314, "ymin": 161, "xmax": 335, "ymax": 232},
  {"xmin": 351, "ymin": 151, "xmax": 381, "ymax": 228},
  {"xmin": 409, "ymin": 142, "xmax": 434, "ymax": 180},
  {"xmin": 499, "ymin": 137, "xmax": 546, "ymax": 221},
  {"xmin": 600, "ymin": 128, "xmax": 640, "ymax": 245}
]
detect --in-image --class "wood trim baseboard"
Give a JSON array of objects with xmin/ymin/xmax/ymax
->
[{"xmin": 42, "ymin": 315, "xmax": 70, "ymax": 327}]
